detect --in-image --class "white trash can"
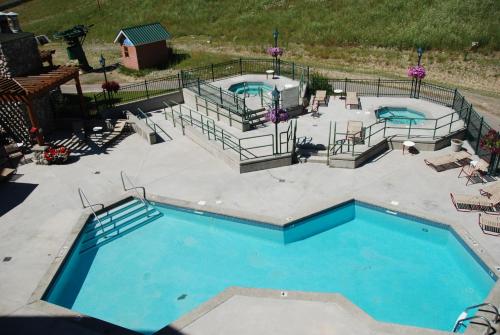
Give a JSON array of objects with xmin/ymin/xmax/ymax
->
[{"xmin": 451, "ymin": 139, "xmax": 463, "ymax": 152}]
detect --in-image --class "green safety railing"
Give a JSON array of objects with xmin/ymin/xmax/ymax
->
[
  {"xmin": 327, "ymin": 109, "xmax": 465, "ymax": 159},
  {"xmin": 162, "ymin": 100, "xmax": 296, "ymax": 161}
]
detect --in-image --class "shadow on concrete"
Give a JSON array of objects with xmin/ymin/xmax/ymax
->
[
  {"xmin": 0, "ymin": 315, "xmax": 186, "ymax": 335},
  {"xmin": 0, "ymin": 181, "xmax": 37, "ymax": 217}
]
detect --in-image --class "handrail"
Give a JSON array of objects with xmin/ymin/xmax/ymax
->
[
  {"xmin": 78, "ymin": 187, "xmax": 105, "ymax": 234},
  {"xmin": 163, "ymin": 101, "xmax": 279, "ymax": 160},
  {"xmin": 452, "ymin": 315, "xmax": 494, "ymax": 335},
  {"xmin": 463, "ymin": 303, "xmax": 500, "ymax": 323},
  {"xmin": 120, "ymin": 171, "xmax": 149, "ymax": 212},
  {"xmin": 136, "ymin": 107, "xmax": 171, "ymax": 139}
]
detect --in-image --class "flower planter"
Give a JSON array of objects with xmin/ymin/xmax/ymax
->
[{"xmin": 451, "ymin": 139, "xmax": 463, "ymax": 152}]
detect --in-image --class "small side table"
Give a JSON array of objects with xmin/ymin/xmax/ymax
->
[
  {"xmin": 334, "ymin": 89, "xmax": 344, "ymax": 99},
  {"xmin": 402, "ymin": 140, "xmax": 415, "ymax": 155},
  {"xmin": 266, "ymin": 69, "xmax": 274, "ymax": 79}
]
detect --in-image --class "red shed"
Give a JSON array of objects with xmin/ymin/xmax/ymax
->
[{"xmin": 114, "ymin": 23, "xmax": 172, "ymax": 71}]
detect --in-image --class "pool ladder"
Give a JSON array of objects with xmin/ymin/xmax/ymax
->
[{"xmin": 453, "ymin": 303, "xmax": 499, "ymax": 334}]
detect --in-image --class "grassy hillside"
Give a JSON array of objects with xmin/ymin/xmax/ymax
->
[{"xmin": 13, "ymin": 0, "xmax": 500, "ymax": 51}]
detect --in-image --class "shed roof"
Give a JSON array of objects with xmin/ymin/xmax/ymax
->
[{"xmin": 113, "ymin": 23, "xmax": 171, "ymax": 46}]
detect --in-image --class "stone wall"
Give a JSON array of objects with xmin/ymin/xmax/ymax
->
[{"xmin": 0, "ymin": 32, "xmax": 41, "ymax": 78}]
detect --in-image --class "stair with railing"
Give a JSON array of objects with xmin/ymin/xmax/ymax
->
[{"xmin": 79, "ymin": 198, "xmax": 162, "ymax": 254}]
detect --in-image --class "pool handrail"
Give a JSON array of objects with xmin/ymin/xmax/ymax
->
[
  {"xmin": 120, "ymin": 171, "xmax": 150, "ymax": 212},
  {"xmin": 77, "ymin": 187, "xmax": 105, "ymax": 234}
]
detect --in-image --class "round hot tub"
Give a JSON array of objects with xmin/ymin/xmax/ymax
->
[
  {"xmin": 376, "ymin": 107, "xmax": 426, "ymax": 125},
  {"xmin": 228, "ymin": 82, "xmax": 273, "ymax": 96}
]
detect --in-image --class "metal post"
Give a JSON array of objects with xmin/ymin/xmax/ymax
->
[
  {"xmin": 220, "ymin": 87, "xmax": 223, "ymax": 105},
  {"xmin": 452, "ymin": 88, "xmax": 458, "ymax": 110},
  {"xmin": 433, "ymin": 119, "xmax": 437, "ymax": 139},
  {"xmin": 307, "ymin": 66, "xmax": 310, "ymax": 84},
  {"xmin": 327, "ymin": 121, "xmax": 332, "ymax": 164},
  {"xmin": 239, "ymin": 139, "xmax": 242, "ymax": 161},
  {"xmin": 448, "ymin": 113, "xmax": 454, "ymax": 134},
  {"xmin": 466, "ymin": 104, "xmax": 472, "ymax": 129},
  {"xmin": 344, "ymin": 78, "xmax": 347, "ymax": 95},
  {"xmin": 222, "ymin": 129, "xmax": 225, "ymax": 150},
  {"xmin": 377, "ymin": 78, "xmax": 380, "ymax": 97},
  {"xmin": 475, "ymin": 117, "xmax": 484, "ymax": 152},
  {"xmin": 179, "ymin": 107, "xmax": 185, "ymax": 135},
  {"xmin": 292, "ymin": 62, "xmax": 295, "ymax": 80},
  {"xmin": 239, "ymin": 58, "xmax": 243, "ymax": 75},
  {"xmin": 211, "ymin": 64, "xmax": 215, "ymax": 81},
  {"xmin": 178, "ymin": 71, "xmax": 183, "ymax": 89},
  {"xmin": 171, "ymin": 108, "xmax": 176, "ymax": 127},
  {"xmin": 383, "ymin": 119, "xmax": 387, "ymax": 138},
  {"xmin": 201, "ymin": 115, "xmax": 204, "ymax": 134},
  {"xmin": 229, "ymin": 109, "xmax": 232, "ymax": 126},
  {"xmin": 144, "ymin": 80, "xmax": 149, "ymax": 99},
  {"xmin": 368, "ymin": 126, "xmax": 372, "ymax": 146},
  {"xmin": 189, "ymin": 110, "xmax": 193, "ymax": 126},
  {"xmin": 197, "ymin": 78, "xmax": 201, "ymax": 95},
  {"xmin": 408, "ymin": 121, "xmax": 412, "ymax": 138}
]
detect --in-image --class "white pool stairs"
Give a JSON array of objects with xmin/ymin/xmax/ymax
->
[
  {"xmin": 79, "ymin": 198, "xmax": 162, "ymax": 254},
  {"xmin": 452, "ymin": 302, "xmax": 499, "ymax": 334}
]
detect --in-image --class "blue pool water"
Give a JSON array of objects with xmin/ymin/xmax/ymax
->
[
  {"xmin": 44, "ymin": 201, "xmax": 495, "ymax": 334},
  {"xmin": 228, "ymin": 81, "xmax": 272, "ymax": 95},
  {"xmin": 376, "ymin": 106, "xmax": 426, "ymax": 125}
]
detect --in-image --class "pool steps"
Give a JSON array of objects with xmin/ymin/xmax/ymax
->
[{"xmin": 79, "ymin": 199, "xmax": 162, "ymax": 254}]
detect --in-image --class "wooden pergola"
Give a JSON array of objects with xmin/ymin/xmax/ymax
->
[{"xmin": 0, "ymin": 65, "xmax": 85, "ymax": 145}]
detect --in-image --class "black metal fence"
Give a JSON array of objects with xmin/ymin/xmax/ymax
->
[{"xmin": 93, "ymin": 58, "xmax": 496, "ymax": 163}]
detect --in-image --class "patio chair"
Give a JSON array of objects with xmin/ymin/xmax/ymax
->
[
  {"xmin": 424, "ymin": 151, "xmax": 471, "ymax": 172},
  {"xmin": 478, "ymin": 213, "xmax": 500, "ymax": 236},
  {"xmin": 100, "ymin": 119, "xmax": 128, "ymax": 147},
  {"xmin": 0, "ymin": 166, "xmax": 15, "ymax": 182},
  {"xmin": 458, "ymin": 159, "xmax": 489, "ymax": 185},
  {"xmin": 450, "ymin": 192, "xmax": 500, "ymax": 214},
  {"xmin": 480, "ymin": 181, "xmax": 500, "ymax": 198},
  {"xmin": 311, "ymin": 99, "xmax": 320, "ymax": 118},
  {"xmin": 346, "ymin": 121, "xmax": 363, "ymax": 143},
  {"xmin": 345, "ymin": 92, "xmax": 359, "ymax": 109},
  {"xmin": 315, "ymin": 90, "xmax": 327, "ymax": 106}
]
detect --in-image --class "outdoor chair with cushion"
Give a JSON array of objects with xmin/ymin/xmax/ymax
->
[
  {"xmin": 100, "ymin": 119, "xmax": 128, "ymax": 148},
  {"xmin": 480, "ymin": 181, "xmax": 500, "ymax": 198},
  {"xmin": 315, "ymin": 90, "xmax": 327, "ymax": 106},
  {"xmin": 450, "ymin": 192, "xmax": 500, "ymax": 214},
  {"xmin": 345, "ymin": 91, "xmax": 359, "ymax": 109},
  {"xmin": 346, "ymin": 121, "xmax": 364, "ymax": 143},
  {"xmin": 458, "ymin": 159, "xmax": 489, "ymax": 185},
  {"xmin": 424, "ymin": 151, "xmax": 471, "ymax": 172},
  {"xmin": 0, "ymin": 166, "xmax": 15, "ymax": 182},
  {"xmin": 478, "ymin": 213, "xmax": 500, "ymax": 236}
]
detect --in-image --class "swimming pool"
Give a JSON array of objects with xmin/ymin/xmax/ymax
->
[
  {"xmin": 228, "ymin": 82, "xmax": 273, "ymax": 96},
  {"xmin": 376, "ymin": 106, "xmax": 426, "ymax": 125},
  {"xmin": 44, "ymin": 200, "xmax": 495, "ymax": 334}
]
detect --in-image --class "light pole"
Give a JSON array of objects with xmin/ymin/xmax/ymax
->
[
  {"xmin": 272, "ymin": 85, "xmax": 280, "ymax": 154},
  {"xmin": 273, "ymin": 28, "xmax": 279, "ymax": 75},
  {"xmin": 417, "ymin": 47, "xmax": 423, "ymax": 66},
  {"xmin": 99, "ymin": 54, "xmax": 110, "ymax": 104}
]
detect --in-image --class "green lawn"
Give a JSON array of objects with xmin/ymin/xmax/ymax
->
[{"xmin": 14, "ymin": 0, "xmax": 500, "ymax": 51}]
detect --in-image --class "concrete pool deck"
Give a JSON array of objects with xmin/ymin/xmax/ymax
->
[{"xmin": 0, "ymin": 126, "xmax": 499, "ymax": 334}]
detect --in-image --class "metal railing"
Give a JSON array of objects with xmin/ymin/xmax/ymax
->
[
  {"xmin": 120, "ymin": 171, "xmax": 150, "ymax": 213},
  {"xmin": 77, "ymin": 187, "xmax": 105, "ymax": 234},
  {"xmin": 452, "ymin": 315, "xmax": 494, "ymax": 335},
  {"xmin": 163, "ymin": 100, "xmax": 296, "ymax": 161},
  {"xmin": 328, "ymin": 109, "xmax": 465, "ymax": 158},
  {"xmin": 134, "ymin": 107, "xmax": 171, "ymax": 140}
]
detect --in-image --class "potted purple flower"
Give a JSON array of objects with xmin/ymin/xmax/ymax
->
[
  {"xmin": 265, "ymin": 107, "xmax": 289, "ymax": 123},
  {"xmin": 407, "ymin": 66, "xmax": 426, "ymax": 79},
  {"xmin": 267, "ymin": 47, "xmax": 284, "ymax": 58}
]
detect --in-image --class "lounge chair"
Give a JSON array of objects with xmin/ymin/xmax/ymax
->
[
  {"xmin": 450, "ymin": 192, "xmax": 500, "ymax": 214},
  {"xmin": 346, "ymin": 121, "xmax": 363, "ymax": 143},
  {"xmin": 424, "ymin": 151, "xmax": 471, "ymax": 172},
  {"xmin": 311, "ymin": 98, "xmax": 320, "ymax": 118},
  {"xmin": 480, "ymin": 181, "xmax": 500, "ymax": 198},
  {"xmin": 315, "ymin": 90, "xmax": 327, "ymax": 106},
  {"xmin": 345, "ymin": 92, "xmax": 359, "ymax": 109},
  {"xmin": 458, "ymin": 159, "xmax": 488, "ymax": 185},
  {"xmin": 100, "ymin": 119, "xmax": 127, "ymax": 147},
  {"xmin": 478, "ymin": 213, "xmax": 500, "ymax": 236},
  {"xmin": 0, "ymin": 167, "xmax": 15, "ymax": 182}
]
